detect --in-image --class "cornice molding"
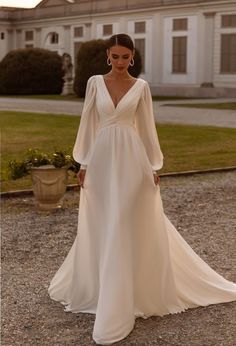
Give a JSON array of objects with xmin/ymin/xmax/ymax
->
[{"xmin": 0, "ymin": 0, "xmax": 235, "ymax": 25}]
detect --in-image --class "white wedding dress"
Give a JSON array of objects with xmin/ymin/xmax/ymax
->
[{"xmin": 48, "ymin": 75, "xmax": 236, "ymax": 345}]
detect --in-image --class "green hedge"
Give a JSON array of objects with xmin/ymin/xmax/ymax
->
[
  {"xmin": 74, "ymin": 39, "xmax": 142, "ymax": 97},
  {"xmin": 0, "ymin": 48, "xmax": 64, "ymax": 95}
]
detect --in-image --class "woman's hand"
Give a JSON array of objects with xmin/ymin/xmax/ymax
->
[
  {"xmin": 153, "ymin": 173, "xmax": 160, "ymax": 185},
  {"xmin": 77, "ymin": 169, "xmax": 86, "ymax": 188}
]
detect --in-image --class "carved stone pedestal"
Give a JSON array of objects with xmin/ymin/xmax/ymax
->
[
  {"xmin": 61, "ymin": 81, "xmax": 74, "ymax": 95},
  {"xmin": 31, "ymin": 165, "xmax": 68, "ymax": 211}
]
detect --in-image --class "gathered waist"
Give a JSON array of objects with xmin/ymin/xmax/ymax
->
[{"xmin": 98, "ymin": 120, "xmax": 136, "ymax": 132}]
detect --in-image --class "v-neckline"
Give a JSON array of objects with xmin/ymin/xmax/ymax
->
[{"xmin": 100, "ymin": 75, "xmax": 139, "ymax": 110}]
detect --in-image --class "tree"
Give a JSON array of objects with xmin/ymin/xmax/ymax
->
[{"xmin": 0, "ymin": 48, "xmax": 63, "ymax": 95}]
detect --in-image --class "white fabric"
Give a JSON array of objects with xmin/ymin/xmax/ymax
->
[
  {"xmin": 80, "ymin": 165, "xmax": 156, "ymax": 172},
  {"xmin": 48, "ymin": 75, "xmax": 236, "ymax": 345},
  {"xmin": 80, "ymin": 165, "xmax": 156, "ymax": 173}
]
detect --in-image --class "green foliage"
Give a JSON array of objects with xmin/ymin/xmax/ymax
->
[
  {"xmin": 74, "ymin": 39, "xmax": 142, "ymax": 97},
  {"xmin": 52, "ymin": 151, "xmax": 70, "ymax": 168},
  {"xmin": 8, "ymin": 161, "xmax": 29, "ymax": 180},
  {"xmin": 0, "ymin": 48, "xmax": 64, "ymax": 95},
  {"xmin": 24, "ymin": 149, "xmax": 51, "ymax": 167},
  {"xmin": 8, "ymin": 148, "xmax": 80, "ymax": 180}
]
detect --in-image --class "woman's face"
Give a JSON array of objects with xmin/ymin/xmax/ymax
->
[{"xmin": 107, "ymin": 45, "xmax": 134, "ymax": 74}]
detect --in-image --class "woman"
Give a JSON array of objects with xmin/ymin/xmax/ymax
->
[{"xmin": 48, "ymin": 34, "xmax": 236, "ymax": 345}]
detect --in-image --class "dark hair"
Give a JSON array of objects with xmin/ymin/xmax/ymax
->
[{"xmin": 107, "ymin": 33, "xmax": 134, "ymax": 51}]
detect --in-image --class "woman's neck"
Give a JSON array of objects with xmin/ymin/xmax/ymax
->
[{"xmin": 106, "ymin": 69, "xmax": 132, "ymax": 80}]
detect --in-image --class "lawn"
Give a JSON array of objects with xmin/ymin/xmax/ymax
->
[{"xmin": 1, "ymin": 111, "xmax": 236, "ymax": 192}]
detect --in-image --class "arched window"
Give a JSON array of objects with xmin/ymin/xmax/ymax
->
[{"xmin": 49, "ymin": 32, "xmax": 59, "ymax": 44}]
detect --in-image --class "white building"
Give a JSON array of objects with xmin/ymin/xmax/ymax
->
[{"xmin": 0, "ymin": 0, "xmax": 236, "ymax": 97}]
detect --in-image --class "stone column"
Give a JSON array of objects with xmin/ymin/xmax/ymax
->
[
  {"xmin": 16, "ymin": 29, "xmax": 22, "ymax": 49},
  {"xmin": 119, "ymin": 16, "xmax": 126, "ymax": 33},
  {"xmin": 63, "ymin": 25, "xmax": 71, "ymax": 54},
  {"xmin": 7, "ymin": 29, "xmax": 14, "ymax": 51},
  {"xmin": 201, "ymin": 12, "xmax": 216, "ymax": 87},
  {"xmin": 84, "ymin": 22, "xmax": 92, "ymax": 40},
  {"xmin": 152, "ymin": 13, "xmax": 162, "ymax": 85},
  {"xmin": 35, "ymin": 27, "xmax": 42, "ymax": 48}
]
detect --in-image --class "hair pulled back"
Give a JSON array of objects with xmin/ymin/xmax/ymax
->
[{"xmin": 107, "ymin": 33, "xmax": 134, "ymax": 51}]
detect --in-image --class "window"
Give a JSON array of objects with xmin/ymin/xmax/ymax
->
[
  {"xmin": 74, "ymin": 26, "xmax": 83, "ymax": 37},
  {"xmin": 25, "ymin": 31, "xmax": 34, "ymax": 41},
  {"xmin": 222, "ymin": 14, "xmax": 236, "ymax": 28},
  {"xmin": 103, "ymin": 24, "xmax": 113, "ymax": 36},
  {"xmin": 134, "ymin": 21, "xmax": 146, "ymax": 33},
  {"xmin": 173, "ymin": 18, "xmax": 188, "ymax": 31},
  {"xmin": 172, "ymin": 36, "xmax": 187, "ymax": 73},
  {"xmin": 221, "ymin": 34, "xmax": 236, "ymax": 73},
  {"xmin": 1, "ymin": 32, "xmax": 5, "ymax": 40},
  {"xmin": 134, "ymin": 38, "xmax": 145, "ymax": 73},
  {"xmin": 50, "ymin": 32, "xmax": 59, "ymax": 44}
]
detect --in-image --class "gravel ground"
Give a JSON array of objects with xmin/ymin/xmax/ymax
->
[{"xmin": 1, "ymin": 171, "xmax": 236, "ymax": 346}]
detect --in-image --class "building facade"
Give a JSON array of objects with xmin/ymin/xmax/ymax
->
[{"xmin": 0, "ymin": 0, "xmax": 236, "ymax": 96}]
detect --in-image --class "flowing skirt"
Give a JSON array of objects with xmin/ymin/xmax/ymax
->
[{"xmin": 48, "ymin": 124, "xmax": 236, "ymax": 345}]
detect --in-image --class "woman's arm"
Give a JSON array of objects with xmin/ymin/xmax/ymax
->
[
  {"xmin": 135, "ymin": 81, "xmax": 164, "ymax": 172},
  {"xmin": 73, "ymin": 76, "xmax": 100, "ymax": 187},
  {"xmin": 72, "ymin": 76, "xmax": 99, "ymax": 167}
]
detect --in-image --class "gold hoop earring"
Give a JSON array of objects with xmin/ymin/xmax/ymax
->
[
  {"xmin": 129, "ymin": 58, "xmax": 134, "ymax": 67},
  {"xmin": 107, "ymin": 58, "xmax": 112, "ymax": 66}
]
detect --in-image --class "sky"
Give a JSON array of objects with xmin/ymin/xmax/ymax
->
[{"xmin": 0, "ymin": 0, "xmax": 42, "ymax": 8}]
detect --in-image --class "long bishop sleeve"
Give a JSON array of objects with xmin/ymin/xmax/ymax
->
[
  {"xmin": 72, "ymin": 76, "xmax": 99, "ymax": 167},
  {"xmin": 135, "ymin": 81, "xmax": 164, "ymax": 171}
]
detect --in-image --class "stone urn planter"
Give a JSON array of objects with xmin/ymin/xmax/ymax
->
[
  {"xmin": 8, "ymin": 149, "xmax": 80, "ymax": 211},
  {"xmin": 31, "ymin": 164, "xmax": 68, "ymax": 211}
]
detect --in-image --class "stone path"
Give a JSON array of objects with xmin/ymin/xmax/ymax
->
[
  {"xmin": 153, "ymin": 104, "xmax": 236, "ymax": 128},
  {"xmin": 0, "ymin": 97, "xmax": 235, "ymax": 128}
]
